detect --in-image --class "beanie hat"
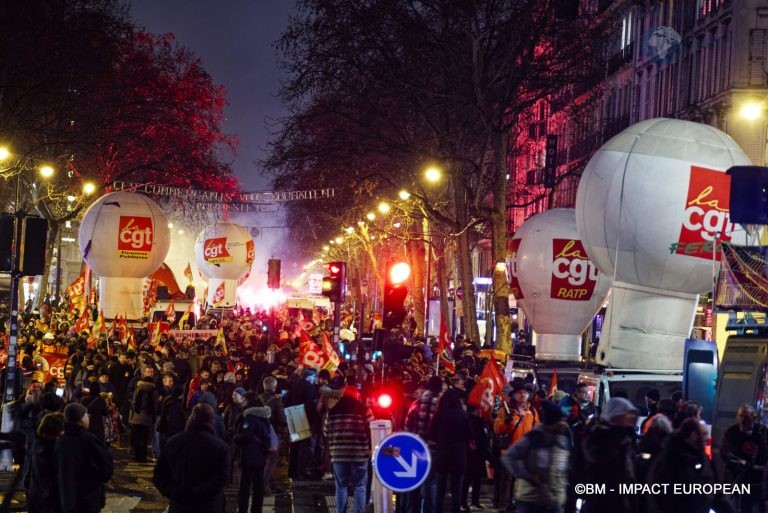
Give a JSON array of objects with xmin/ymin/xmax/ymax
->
[
  {"xmin": 601, "ymin": 397, "xmax": 638, "ymax": 422},
  {"xmin": 539, "ymin": 400, "xmax": 565, "ymax": 425},
  {"xmin": 233, "ymin": 387, "xmax": 246, "ymax": 398},
  {"xmin": 224, "ymin": 372, "xmax": 236, "ymax": 384},
  {"xmin": 63, "ymin": 402, "xmax": 87, "ymax": 424},
  {"xmin": 646, "ymin": 388, "xmax": 661, "ymax": 402}
]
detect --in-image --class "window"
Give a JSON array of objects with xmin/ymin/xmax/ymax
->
[
  {"xmin": 721, "ymin": 29, "xmax": 730, "ymax": 91},
  {"xmin": 621, "ymin": 10, "xmax": 634, "ymax": 50}
]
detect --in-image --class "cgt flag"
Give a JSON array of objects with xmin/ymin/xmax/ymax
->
[
  {"xmin": 72, "ymin": 308, "xmax": 91, "ymax": 335},
  {"xmin": 321, "ymin": 331, "xmax": 340, "ymax": 373},
  {"xmin": 467, "ymin": 356, "xmax": 507, "ymax": 421},
  {"xmin": 212, "ymin": 282, "xmax": 226, "ymax": 307}
]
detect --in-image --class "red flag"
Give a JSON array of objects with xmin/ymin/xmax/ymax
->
[
  {"xmin": 438, "ymin": 316, "xmax": 450, "ymax": 354},
  {"xmin": 118, "ymin": 315, "xmax": 128, "ymax": 341},
  {"xmin": 298, "ymin": 330, "xmax": 326, "ymax": 370},
  {"xmin": 166, "ymin": 299, "xmax": 176, "ymax": 323},
  {"xmin": 467, "ymin": 357, "xmax": 507, "ymax": 420},
  {"xmin": 439, "ymin": 354, "xmax": 456, "ymax": 374},
  {"xmin": 212, "ymin": 282, "xmax": 225, "ymax": 306},
  {"xmin": 321, "ymin": 331, "xmax": 340, "ymax": 372},
  {"xmin": 127, "ymin": 332, "xmax": 136, "ymax": 350},
  {"xmin": 72, "ymin": 309, "xmax": 90, "ymax": 334},
  {"xmin": 66, "ymin": 270, "xmax": 88, "ymax": 313},
  {"xmin": 184, "ymin": 262, "xmax": 193, "ymax": 284},
  {"xmin": 548, "ymin": 368, "xmax": 559, "ymax": 398}
]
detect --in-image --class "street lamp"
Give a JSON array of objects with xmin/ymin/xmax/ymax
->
[
  {"xmin": 378, "ymin": 202, "xmax": 391, "ymax": 214},
  {"xmin": 398, "ymin": 190, "xmax": 411, "ymax": 200},
  {"xmin": 424, "ymin": 165, "xmax": 442, "ymax": 183},
  {"xmin": 740, "ymin": 101, "xmax": 763, "ymax": 121},
  {"xmin": 82, "ymin": 181, "xmax": 96, "ymax": 195}
]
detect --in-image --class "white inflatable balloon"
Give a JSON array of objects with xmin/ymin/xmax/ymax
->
[
  {"xmin": 78, "ymin": 192, "xmax": 170, "ymax": 319},
  {"xmin": 194, "ymin": 223, "xmax": 254, "ymax": 307},
  {"xmin": 576, "ymin": 118, "xmax": 753, "ymax": 369},
  {"xmin": 508, "ymin": 209, "xmax": 611, "ymax": 361}
]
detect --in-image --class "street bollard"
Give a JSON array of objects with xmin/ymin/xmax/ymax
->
[
  {"xmin": 370, "ymin": 419, "xmax": 393, "ymax": 513},
  {"xmin": 0, "ymin": 403, "xmax": 13, "ymax": 471}
]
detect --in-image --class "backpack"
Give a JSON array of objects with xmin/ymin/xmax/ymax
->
[
  {"xmin": 134, "ymin": 386, "xmax": 155, "ymax": 415},
  {"xmin": 266, "ymin": 423, "xmax": 279, "ymax": 453}
]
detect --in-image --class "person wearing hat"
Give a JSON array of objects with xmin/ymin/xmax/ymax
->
[
  {"xmin": 572, "ymin": 397, "xmax": 638, "ymax": 513},
  {"xmin": 153, "ymin": 403, "xmax": 230, "ymax": 513},
  {"xmin": 493, "ymin": 380, "xmax": 539, "ymax": 512},
  {"xmin": 27, "ymin": 412, "xmax": 65, "ymax": 513},
  {"xmin": 55, "ymin": 402, "xmax": 114, "ymax": 513},
  {"xmin": 502, "ymin": 400, "xmax": 570, "ymax": 513}
]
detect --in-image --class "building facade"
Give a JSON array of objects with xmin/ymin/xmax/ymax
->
[{"xmin": 508, "ymin": 0, "xmax": 768, "ymax": 233}]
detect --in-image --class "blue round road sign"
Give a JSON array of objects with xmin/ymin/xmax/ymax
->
[{"xmin": 373, "ymin": 432, "xmax": 432, "ymax": 492}]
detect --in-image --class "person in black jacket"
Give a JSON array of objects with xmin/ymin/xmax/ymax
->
[
  {"xmin": 463, "ymin": 404, "xmax": 490, "ymax": 510},
  {"xmin": 153, "ymin": 403, "xmax": 230, "ymax": 513},
  {"xmin": 234, "ymin": 392, "xmax": 274, "ymax": 513},
  {"xmin": 428, "ymin": 388, "xmax": 475, "ymax": 513},
  {"xmin": 27, "ymin": 412, "xmax": 65, "ymax": 513},
  {"xmin": 647, "ymin": 418, "xmax": 716, "ymax": 513},
  {"xmin": 55, "ymin": 402, "xmax": 114, "ymax": 513},
  {"xmin": 156, "ymin": 377, "xmax": 186, "ymax": 454}
]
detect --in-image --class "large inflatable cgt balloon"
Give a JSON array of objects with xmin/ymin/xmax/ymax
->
[
  {"xmin": 576, "ymin": 118, "xmax": 754, "ymax": 369},
  {"xmin": 79, "ymin": 192, "xmax": 170, "ymax": 319},
  {"xmin": 507, "ymin": 209, "xmax": 611, "ymax": 361},
  {"xmin": 194, "ymin": 222, "xmax": 254, "ymax": 307}
]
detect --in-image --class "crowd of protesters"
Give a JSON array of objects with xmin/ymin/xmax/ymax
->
[{"xmin": 0, "ymin": 299, "xmax": 766, "ymax": 513}]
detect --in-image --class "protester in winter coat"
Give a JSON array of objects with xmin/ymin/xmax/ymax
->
[
  {"xmin": 217, "ymin": 372, "xmax": 237, "ymax": 411},
  {"xmin": 130, "ymin": 376, "xmax": 158, "ymax": 463},
  {"xmin": 156, "ymin": 384, "xmax": 186, "ymax": 453},
  {"xmin": 572, "ymin": 397, "xmax": 638, "ymax": 513},
  {"xmin": 647, "ymin": 418, "xmax": 715, "ymax": 513},
  {"xmin": 234, "ymin": 392, "xmax": 274, "ymax": 513},
  {"xmin": 153, "ymin": 403, "xmax": 230, "ymax": 513},
  {"xmin": 55, "ymin": 403, "xmax": 114, "ymax": 513},
  {"xmin": 721, "ymin": 404, "xmax": 768, "ymax": 513},
  {"xmin": 26, "ymin": 412, "xmax": 65, "ymax": 513},
  {"xmin": 84, "ymin": 391, "xmax": 109, "ymax": 442},
  {"xmin": 324, "ymin": 385, "xmax": 374, "ymax": 513},
  {"xmin": 494, "ymin": 381, "xmax": 539, "ymax": 512},
  {"xmin": 503, "ymin": 400, "xmax": 571, "ymax": 513},
  {"xmin": 463, "ymin": 404, "xmax": 491, "ymax": 510},
  {"xmin": 427, "ymin": 388, "xmax": 475, "ymax": 513},
  {"xmin": 199, "ymin": 389, "xmax": 228, "ymax": 440}
]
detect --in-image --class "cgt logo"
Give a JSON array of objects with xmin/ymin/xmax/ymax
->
[
  {"xmin": 672, "ymin": 166, "xmax": 736, "ymax": 260},
  {"xmin": 506, "ymin": 238, "xmax": 524, "ymax": 299},
  {"xmin": 246, "ymin": 239, "xmax": 255, "ymax": 265},
  {"xmin": 204, "ymin": 237, "xmax": 230, "ymax": 262},
  {"xmin": 550, "ymin": 239, "xmax": 598, "ymax": 301},
  {"xmin": 118, "ymin": 216, "xmax": 153, "ymax": 252}
]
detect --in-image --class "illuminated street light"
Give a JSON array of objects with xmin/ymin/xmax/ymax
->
[
  {"xmin": 82, "ymin": 181, "xmax": 96, "ymax": 195},
  {"xmin": 495, "ymin": 261, "xmax": 507, "ymax": 273},
  {"xmin": 66, "ymin": 195, "xmax": 76, "ymax": 203},
  {"xmin": 366, "ymin": 212, "xmax": 376, "ymax": 221},
  {"xmin": 0, "ymin": 147, "xmax": 9, "ymax": 162},
  {"xmin": 424, "ymin": 165, "xmax": 442, "ymax": 183},
  {"xmin": 334, "ymin": 236, "xmax": 343, "ymax": 244},
  {"xmin": 378, "ymin": 202, "xmax": 391, "ymax": 214},
  {"xmin": 393, "ymin": 221, "xmax": 401, "ymax": 228},
  {"xmin": 38, "ymin": 165, "xmax": 54, "ymax": 178},
  {"xmin": 345, "ymin": 226, "xmax": 354, "ymax": 234},
  {"xmin": 322, "ymin": 245, "xmax": 330, "ymax": 252},
  {"xmin": 740, "ymin": 101, "xmax": 763, "ymax": 121},
  {"xmin": 168, "ymin": 223, "xmax": 174, "ymax": 229},
  {"xmin": 357, "ymin": 220, "xmax": 365, "ymax": 226},
  {"xmin": 398, "ymin": 190, "xmax": 411, "ymax": 200}
]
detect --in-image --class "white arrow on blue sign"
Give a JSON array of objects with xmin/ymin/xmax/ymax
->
[{"xmin": 372, "ymin": 432, "xmax": 432, "ymax": 492}]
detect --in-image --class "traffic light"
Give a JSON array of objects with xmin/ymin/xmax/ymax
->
[
  {"xmin": 376, "ymin": 392, "xmax": 392, "ymax": 409},
  {"xmin": 267, "ymin": 259, "xmax": 281, "ymax": 289},
  {"xmin": 383, "ymin": 261, "xmax": 410, "ymax": 329},
  {"xmin": 322, "ymin": 261, "xmax": 346, "ymax": 302}
]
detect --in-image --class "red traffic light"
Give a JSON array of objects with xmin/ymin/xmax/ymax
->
[
  {"xmin": 377, "ymin": 393, "xmax": 392, "ymax": 409},
  {"xmin": 330, "ymin": 264, "xmax": 341, "ymax": 274},
  {"xmin": 388, "ymin": 262, "xmax": 411, "ymax": 285}
]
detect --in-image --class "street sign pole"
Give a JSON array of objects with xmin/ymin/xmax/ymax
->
[{"xmin": 370, "ymin": 420, "xmax": 393, "ymax": 513}]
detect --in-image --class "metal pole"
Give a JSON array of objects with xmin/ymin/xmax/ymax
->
[
  {"xmin": 370, "ymin": 420, "xmax": 393, "ymax": 513},
  {"xmin": 423, "ymin": 241, "xmax": 431, "ymax": 340},
  {"xmin": 55, "ymin": 232, "xmax": 62, "ymax": 301}
]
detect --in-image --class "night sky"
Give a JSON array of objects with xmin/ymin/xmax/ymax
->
[{"xmin": 128, "ymin": 0, "xmax": 296, "ymax": 192}]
